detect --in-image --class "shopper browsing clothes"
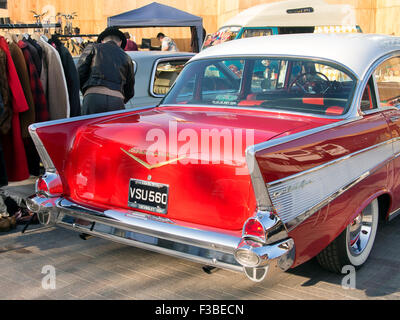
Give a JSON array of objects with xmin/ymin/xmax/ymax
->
[
  {"xmin": 156, "ymin": 32, "xmax": 179, "ymax": 52},
  {"xmin": 77, "ymin": 27, "xmax": 135, "ymax": 115}
]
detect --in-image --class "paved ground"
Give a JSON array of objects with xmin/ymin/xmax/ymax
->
[{"xmin": 0, "ymin": 179, "xmax": 399, "ymax": 300}]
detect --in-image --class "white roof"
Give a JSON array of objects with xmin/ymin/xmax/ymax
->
[
  {"xmin": 221, "ymin": 0, "xmax": 356, "ymax": 28},
  {"xmin": 191, "ymin": 33, "xmax": 400, "ymax": 80}
]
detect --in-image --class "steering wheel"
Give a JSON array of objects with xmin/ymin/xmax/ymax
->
[{"xmin": 289, "ymin": 72, "xmax": 331, "ymax": 95}]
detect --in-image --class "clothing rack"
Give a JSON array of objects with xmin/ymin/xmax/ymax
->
[
  {"xmin": 55, "ymin": 34, "xmax": 99, "ymax": 38},
  {"xmin": 0, "ymin": 23, "xmax": 61, "ymax": 29}
]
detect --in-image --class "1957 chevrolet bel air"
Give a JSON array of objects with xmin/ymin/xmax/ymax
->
[{"xmin": 27, "ymin": 34, "xmax": 400, "ymax": 282}]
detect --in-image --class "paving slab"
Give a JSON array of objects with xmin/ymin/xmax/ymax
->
[{"xmin": 0, "ymin": 182, "xmax": 399, "ymax": 300}]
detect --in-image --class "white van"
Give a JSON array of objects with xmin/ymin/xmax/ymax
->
[{"xmin": 202, "ymin": 0, "xmax": 361, "ymax": 50}]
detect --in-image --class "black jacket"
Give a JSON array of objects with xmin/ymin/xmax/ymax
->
[{"xmin": 77, "ymin": 41, "xmax": 135, "ymax": 103}]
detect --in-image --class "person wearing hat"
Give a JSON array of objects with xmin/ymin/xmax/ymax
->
[{"xmin": 77, "ymin": 27, "xmax": 135, "ymax": 115}]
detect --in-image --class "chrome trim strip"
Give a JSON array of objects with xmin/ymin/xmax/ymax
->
[
  {"xmin": 29, "ymin": 126, "xmax": 56, "ymax": 172},
  {"xmin": 251, "ymin": 116, "xmax": 361, "ymax": 153},
  {"xmin": 245, "ymin": 147, "xmax": 273, "ymax": 211},
  {"xmin": 269, "ymin": 139, "xmax": 396, "ymax": 187},
  {"xmin": 56, "ymin": 198, "xmax": 241, "ymax": 255},
  {"xmin": 28, "ymin": 105, "xmax": 154, "ymax": 131},
  {"xmin": 245, "ymin": 117, "xmax": 361, "ymax": 215},
  {"xmin": 357, "ymin": 51, "xmax": 400, "ymax": 115},
  {"xmin": 268, "ymin": 138, "xmax": 398, "ymax": 230},
  {"xmin": 159, "ymin": 104, "xmax": 350, "ymax": 120},
  {"xmin": 58, "ymin": 219, "xmax": 243, "ymax": 273},
  {"xmin": 388, "ymin": 208, "xmax": 400, "ymax": 222}
]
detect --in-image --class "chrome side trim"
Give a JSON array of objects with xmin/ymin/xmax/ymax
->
[
  {"xmin": 245, "ymin": 116, "xmax": 361, "ymax": 215},
  {"xmin": 29, "ymin": 126, "xmax": 56, "ymax": 172},
  {"xmin": 28, "ymin": 105, "xmax": 154, "ymax": 131},
  {"xmin": 251, "ymin": 116, "xmax": 361, "ymax": 154},
  {"xmin": 245, "ymin": 147, "xmax": 273, "ymax": 211},
  {"xmin": 29, "ymin": 105, "xmax": 155, "ymax": 171},
  {"xmin": 268, "ymin": 138, "xmax": 398, "ymax": 230},
  {"xmin": 388, "ymin": 208, "xmax": 400, "ymax": 222}
]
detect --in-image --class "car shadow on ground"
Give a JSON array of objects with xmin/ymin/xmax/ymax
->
[{"xmin": 287, "ymin": 217, "xmax": 400, "ymax": 299}]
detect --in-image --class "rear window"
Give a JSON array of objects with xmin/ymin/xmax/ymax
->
[
  {"xmin": 162, "ymin": 57, "xmax": 356, "ymax": 116},
  {"xmin": 152, "ymin": 59, "xmax": 187, "ymax": 96}
]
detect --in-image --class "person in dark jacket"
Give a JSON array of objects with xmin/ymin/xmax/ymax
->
[{"xmin": 77, "ymin": 27, "xmax": 135, "ymax": 115}]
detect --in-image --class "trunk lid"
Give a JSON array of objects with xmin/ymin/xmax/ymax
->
[{"xmin": 64, "ymin": 106, "xmax": 335, "ymax": 230}]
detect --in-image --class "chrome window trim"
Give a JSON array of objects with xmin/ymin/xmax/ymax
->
[
  {"xmin": 159, "ymin": 104, "xmax": 351, "ymax": 120},
  {"xmin": 358, "ymin": 51, "xmax": 400, "ymax": 115},
  {"xmin": 132, "ymin": 60, "xmax": 137, "ymax": 74},
  {"xmin": 161, "ymin": 54, "xmax": 359, "ymax": 120},
  {"xmin": 149, "ymin": 56, "xmax": 194, "ymax": 99}
]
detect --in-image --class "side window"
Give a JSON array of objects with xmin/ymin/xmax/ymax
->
[
  {"xmin": 360, "ymin": 77, "xmax": 377, "ymax": 112},
  {"xmin": 152, "ymin": 59, "xmax": 187, "ymax": 96},
  {"xmin": 374, "ymin": 57, "xmax": 400, "ymax": 108},
  {"xmin": 203, "ymin": 61, "xmax": 242, "ymax": 93},
  {"xmin": 250, "ymin": 59, "xmax": 282, "ymax": 92}
]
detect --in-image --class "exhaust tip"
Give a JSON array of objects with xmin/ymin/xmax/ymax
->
[
  {"xmin": 202, "ymin": 265, "xmax": 219, "ymax": 274},
  {"xmin": 79, "ymin": 233, "xmax": 93, "ymax": 240}
]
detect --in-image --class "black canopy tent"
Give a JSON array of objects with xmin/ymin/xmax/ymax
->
[{"xmin": 107, "ymin": 2, "xmax": 204, "ymax": 52}]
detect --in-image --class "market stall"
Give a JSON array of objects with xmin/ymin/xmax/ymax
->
[{"xmin": 107, "ymin": 2, "xmax": 204, "ymax": 52}]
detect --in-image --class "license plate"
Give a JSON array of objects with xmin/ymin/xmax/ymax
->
[{"xmin": 128, "ymin": 179, "xmax": 169, "ymax": 214}]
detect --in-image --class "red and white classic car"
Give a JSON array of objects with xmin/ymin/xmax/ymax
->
[{"xmin": 27, "ymin": 33, "xmax": 400, "ymax": 282}]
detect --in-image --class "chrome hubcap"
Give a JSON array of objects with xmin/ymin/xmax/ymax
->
[{"xmin": 347, "ymin": 203, "xmax": 374, "ymax": 256}]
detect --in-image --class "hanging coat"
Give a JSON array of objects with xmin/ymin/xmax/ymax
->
[
  {"xmin": 0, "ymin": 36, "xmax": 30, "ymax": 182},
  {"xmin": 37, "ymin": 38, "xmax": 70, "ymax": 120},
  {"xmin": 18, "ymin": 40, "xmax": 49, "ymax": 123},
  {"xmin": 0, "ymin": 48, "xmax": 12, "ymax": 135},
  {"xmin": 9, "ymin": 41, "xmax": 35, "ymax": 139},
  {"xmin": 49, "ymin": 36, "xmax": 81, "ymax": 117},
  {"xmin": 0, "ymin": 92, "xmax": 8, "ymax": 187}
]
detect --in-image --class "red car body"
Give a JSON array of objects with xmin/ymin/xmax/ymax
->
[{"xmin": 27, "ymin": 34, "xmax": 400, "ymax": 282}]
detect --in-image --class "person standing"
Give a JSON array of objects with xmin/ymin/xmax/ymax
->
[
  {"xmin": 77, "ymin": 27, "xmax": 135, "ymax": 115},
  {"xmin": 124, "ymin": 32, "xmax": 138, "ymax": 51},
  {"xmin": 156, "ymin": 32, "xmax": 179, "ymax": 52}
]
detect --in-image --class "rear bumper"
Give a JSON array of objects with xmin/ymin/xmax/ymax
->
[{"xmin": 26, "ymin": 195, "xmax": 295, "ymax": 280}]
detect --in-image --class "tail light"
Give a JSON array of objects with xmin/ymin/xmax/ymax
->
[
  {"xmin": 243, "ymin": 218, "xmax": 266, "ymax": 242},
  {"xmin": 36, "ymin": 172, "xmax": 63, "ymax": 197}
]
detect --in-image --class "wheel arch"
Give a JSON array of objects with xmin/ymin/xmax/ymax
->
[{"xmin": 345, "ymin": 189, "xmax": 391, "ymax": 228}]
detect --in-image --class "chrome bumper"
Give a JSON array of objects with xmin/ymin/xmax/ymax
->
[{"xmin": 26, "ymin": 195, "xmax": 295, "ymax": 281}]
